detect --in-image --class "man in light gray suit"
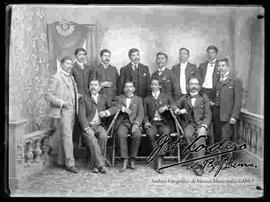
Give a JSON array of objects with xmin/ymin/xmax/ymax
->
[{"xmin": 45, "ymin": 56, "xmax": 79, "ymax": 173}]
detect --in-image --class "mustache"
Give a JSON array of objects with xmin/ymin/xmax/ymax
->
[{"xmin": 105, "ymin": 59, "xmax": 109, "ymax": 62}]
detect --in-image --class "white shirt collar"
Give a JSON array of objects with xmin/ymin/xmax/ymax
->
[
  {"xmin": 131, "ymin": 62, "xmax": 139, "ymax": 68},
  {"xmin": 125, "ymin": 93, "xmax": 134, "ymax": 98},
  {"xmin": 190, "ymin": 91, "xmax": 199, "ymax": 97},
  {"xmin": 152, "ymin": 90, "xmax": 160, "ymax": 98},
  {"xmin": 101, "ymin": 61, "xmax": 109, "ymax": 68},
  {"xmin": 208, "ymin": 59, "xmax": 217, "ymax": 64},
  {"xmin": 221, "ymin": 71, "xmax": 230, "ymax": 81},
  {"xmin": 180, "ymin": 61, "xmax": 188, "ymax": 67},
  {"xmin": 158, "ymin": 66, "xmax": 166, "ymax": 72},
  {"xmin": 75, "ymin": 59, "xmax": 85, "ymax": 67}
]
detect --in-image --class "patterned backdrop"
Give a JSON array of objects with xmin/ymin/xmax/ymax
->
[{"xmin": 9, "ymin": 6, "xmax": 52, "ymax": 133}]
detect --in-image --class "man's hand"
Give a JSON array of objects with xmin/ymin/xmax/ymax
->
[
  {"xmin": 175, "ymin": 108, "xmax": 188, "ymax": 115},
  {"xmin": 144, "ymin": 122, "xmax": 152, "ymax": 129},
  {"xmin": 62, "ymin": 102, "xmax": 69, "ymax": 109},
  {"xmin": 197, "ymin": 126, "xmax": 207, "ymax": 136},
  {"xmin": 132, "ymin": 124, "xmax": 139, "ymax": 133},
  {"xmin": 102, "ymin": 81, "xmax": 113, "ymax": 88},
  {"xmin": 85, "ymin": 127, "xmax": 95, "ymax": 137},
  {"xmin": 158, "ymin": 105, "xmax": 168, "ymax": 114},
  {"xmin": 229, "ymin": 117, "xmax": 237, "ymax": 124},
  {"xmin": 121, "ymin": 107, "xmax": 132, "ymax": 115},
  {"xmin": 99, "ymin": 111, "xmax": 107, "ymax": 118},
  {"xmin": 210, "ymin": 101, "xmax": 215, "ymax": 106}
]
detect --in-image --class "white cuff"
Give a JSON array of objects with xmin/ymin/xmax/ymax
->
[
  {"xmin": 201, "ymin": 124, "xmax": 208, "ymax": 129},
  {"xmin": 105, "ymin": 110, "xmax": 111, "ymax": 117}
]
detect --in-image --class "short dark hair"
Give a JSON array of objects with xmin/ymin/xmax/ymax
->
[
  {"xmin": 60, "ymin": 56, "xmax": 73, "ymax": 64},
  {"xmin": 156, "ymin": 52, "xmax": 168, "ymax": 60},
  {"xmin": 218, "ymin": 58, "xmax": 229, "ymax": 66},
  {"xmin": 206, "ymin": 45, "xmax": 218, "ymax": 54},
  {"xmin": 188, "ymin": 76, "xmax": 201, "ymax": 85},
  {"xmin": 179, "ymin": 48, "xmax": 190, "ymax": 55},
  {"xmin": 150, "ymin": 77, "xmax": 162, "ymax": 85},
  {"xmin": 128, "ymin": 48, "xmax": 139, "ymax": 58},
  {"xmin": 100, "ymin": 49, "xmax": 111, "ymax": 57},
  {"xmin": 124, "ymin": 80, "xmax": 135, "ymax": 87},
  {"xmin": 74, "ymin": 48, "xmax": 87, "ymax": 56}
]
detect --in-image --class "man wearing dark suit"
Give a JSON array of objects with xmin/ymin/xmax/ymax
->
[
  {"xmin": 151, "ymin": 52, "xmax": 181, "ymax": 101},
  {"xmin": 115, "ymin": 81, "xmax": 144, "ymax": 172},
  {"xmin": 72, "ymin": 48, "xmax": 95, "ymax": 147},
  {"xmin": 198, "ymin": 45, "xmax": 220, "ymax": 102},
  {"xmin": 144, "ymin": 78, "xmax": 174, "ymax": 174},
  {"xmin": 94, "ymin": 49, "xmax": 119, "ymax": 99},
  {"xmin": 71, "ymin": 48, "xmax": 95, "ymax": 96},
  {"xmin": 118, "ymin": 48, "xmax": 151, "ymax": 98},
  {"xmin": 212, "ymin": 58, "xmax": 242, "ymax": 144},
  {"xmin": 173, "ymin": 77, "xmax": 212, "ymax": 176},
  {"xmin": 78, "ymin": 79, "xmax": 119, "ymax": 174},
  {"xmin": 171, "ymin": 48, "xmax": 200, "ymax": 96}
]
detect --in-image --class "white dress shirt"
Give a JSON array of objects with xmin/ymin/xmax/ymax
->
[
  {"xmin": 190, "ymin": 91, "xmax": 198, "ymax": 107},
  {"xmin": 75, "ymin": 59, "xmax": 85, "ymax": 70},
  {"xmin": 90, "ymin": 94, "xmax": 101, "ymax": 125},
  {"xmin": 180, "ymin": 62, "xmax": 188, "ymax": 94},
  {"xmin": 131, "ymin": 62, "xmax": 138, "ymax": 71},
  {"xmin": 202, "ymin": 59, "xmax": 216, "ymax": 89},
  {"xmin": 152, "ymin": 90, "xmax": 162, "ymax": 121},
  {"xmin": 158, "ymin": 66, "xmax": 166, "ymax": 76}
]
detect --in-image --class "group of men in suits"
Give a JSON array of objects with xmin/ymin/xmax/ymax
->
[{"xmin": 45, "ymin": 45, "xmax": 242, "ymax": 176}]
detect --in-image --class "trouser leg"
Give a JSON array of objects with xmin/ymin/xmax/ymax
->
[{"xmin": 117, "ymin": 123, "xmax": 130, "ymax": 159}]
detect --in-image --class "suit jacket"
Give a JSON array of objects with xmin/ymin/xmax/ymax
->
[
  {"xmin": 45, "ymin": 70, "xmax": 79, "ymax": 118},
  {"xmin": 143, "ymin": 92, "xmax": 176, "ymax": 130},
  {"xmin": 94, "ymin": 63, "xmax": 119, "ymax": 98},
  {"xmin": 78, "ymin": 93, "xmax": 119, "ymax": 130},
  {"xmin": 118, "ymin": 63, "xmax": 151, "ymax": 98},
  {"xmin": 115, "ymin": 94, "xmax": 144, "ymax": 126},
  {"xmin": 71, "ymin": 61, "xmax": 95, "ymax": 94},
  {"xmin": 198, "ymin": 61, "xmax": 220, "ymax": 89},
  {"xmin": 214, "ymin": 75, "xmax": 242, "ymax": 121},
  {"xmin": 151, "ymin": 68, "xmax": 181, "ymax": 100},
  {"xmin": 174, "ymin": 92, "xmax": 212, "ymax": 128},
  {"xmin": 171, "ymin": 62, "xmax": 200, "ymax": 94}
]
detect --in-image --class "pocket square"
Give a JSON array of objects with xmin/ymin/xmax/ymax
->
[{"xmin": 142, "ymin": 73, "xmax": 147, "ymax": 76}]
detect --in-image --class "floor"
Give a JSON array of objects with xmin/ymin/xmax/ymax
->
[{"xmin": 13, "ymin": 159, "xmax": 263, "ymax": 198}]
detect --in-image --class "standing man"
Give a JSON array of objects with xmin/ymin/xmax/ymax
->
[
  {"xmin": 94, "ymin": 49, "xmax": 119, "ymax": 99},
  {"xmin": 118, "ymin": 48, "xmax": 151, "ymax": 98},
  {"xmin": 171, "ymin": 47, "xmax": 200, "ymax": 97},
  {"xmin": 78, "ymin": 79, "xmax": 119, "ymax": 174},
  {"xmin": 72, "ymin": 48, "xmax": 95, "ymax": 147},
  {"xmin": 144, "ymin": 78, "xmax": 174, "ymax": 174},
  {"xmin": 115, "ymin": 81, "xmax": 144, "ymax": 173},
  {"xmin": 173, "ymin": 77, "xmax": 212, "ymax": 176},
  {"xmin": 212, "ymin": 58, "xmax": 242, "ymax": 144},
  {"xmin": 72, "ymin": 48, "xmax": 95, "ymax": 96},
  {"xmin": 45, "ymin": 56, "xmax": 79, "ymax": 173},
  {"xmin": 151, "ymin": 52, "xmax": 181, "ymax": 101},
  {"xmin": 198, "ymin": 45, "xmax": 220, "ymax": 102}
]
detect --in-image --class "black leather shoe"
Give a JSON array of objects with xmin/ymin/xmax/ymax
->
[
  {"xmin": 130, "ymin": 160, "xmax": 137, "ymax": 170},
  {"xmin": 66, "ymin": 166, "xmax": 79, "ymax": 174},
  {"xmin": 119, "ymin": 159, "xmax": 128, "ymax": 173},
  {"xmin": 91, "ymin": 167, "xmax": 99, "ymax": 173},
  {"xmin": 99, "ymin": 166, "xmax": 107, "ymax": 174},
  {"xmin": 193, "ymin": 168, "xmax": 204, "ymax": 176}
]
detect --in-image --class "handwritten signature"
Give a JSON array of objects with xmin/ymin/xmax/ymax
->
[{"xmin": 146, "ymin": 134, "xmax": 257, "ymax": 177}]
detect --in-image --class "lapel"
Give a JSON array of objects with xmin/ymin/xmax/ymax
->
[
  {"xmin": 138, "ymin": 63, "xmax": 143, "ymax": 79},
  {"xmin": 128, "ymin": 95, "xmax": 136, "ymax": 109},
  {"xmin": 193, "ymin": 94, "xmax": 203, "ymax": 108},
  {"xmin": 185, "ymin": 95, "xmax": 193, "ymax": 109},
  {"xmin": 60, "ymin": 71, "xmax": 72, "ymax": 89},
  {"xmin": 177, "ymin": 63, "xmax": 181, "ymax": 79},
  {"xmin": 201, "ymin": 62, "xmax": 208, "ymax": 82},
  {"xmin": 128, "ymin": 63, "xmax": 136, "ymax": 81},
  {"xmin": 221, "ymin": 74, "xmax": 233, "ymax": 86}
]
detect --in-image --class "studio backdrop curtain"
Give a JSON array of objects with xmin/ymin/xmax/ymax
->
[{"xmin": 47, "ymin": 22, "xmax": 97, "ymax": 75}]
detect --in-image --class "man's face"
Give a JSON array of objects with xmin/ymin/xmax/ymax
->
[
  {"xmin": 207, "ymin": 49, "xmax": 217, "ymax": 61},
  {"xmin": 101, "ymin": 52, "xmax": 111, "ymax": 65},
  {"xmin": 76, "ymin": 51, "xmax": 87, "ymax": 63},
  {"xmin": 179, "ymin": 50, "xmax": 189, "ymax": 63},
  {"xmin": 218, "ymin": 61, "xmax": 229, "ymax": 76},
  {"xmin": 130, "ymin": 51, "xmax": 140, "ymax": 64},
  {"xmin": 61, "ymin": 59, "xmax": 73, "ymax": 74},
  {"xmin": 89, "ymin": 80, "xmax": 101, "ymax": 94},
  {"xmin": 150, "ymin": 79, "xmax": 161, "ymax": 93},
  {"xmin": 124, "ymin": 82, "xmax": 135, "ymax": 96},
  {"xmin": 189, "ymin": 78, "xmax": 200, "ymax": 93},
  {"xmin": 156, "ymin": 54, "xmax": 167, "ymax": 69}
]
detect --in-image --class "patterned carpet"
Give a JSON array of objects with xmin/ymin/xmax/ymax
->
[{"xmin": 13, "ymin": 159, "xmax": 263, "ymax": 198}]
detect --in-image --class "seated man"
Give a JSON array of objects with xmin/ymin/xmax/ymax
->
[
  {"xmin": 144, "ymin": 78, "xmax": 174, "ymax": 174},
  {"xmin": 78, "ymin": 79, "xmax": 119, "ymax": 174},
  {"xmin": 173, "ymin": 77, "xmax": 212, "ymax": 176},
  {"xmin": 115, "ymin": 81, "xmax": 144, "ymax": 173}
]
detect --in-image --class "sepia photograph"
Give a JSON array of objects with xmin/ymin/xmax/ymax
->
[{"xmin": 6, "ymin": 4, "xmax": 264, "ymax": 197}]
